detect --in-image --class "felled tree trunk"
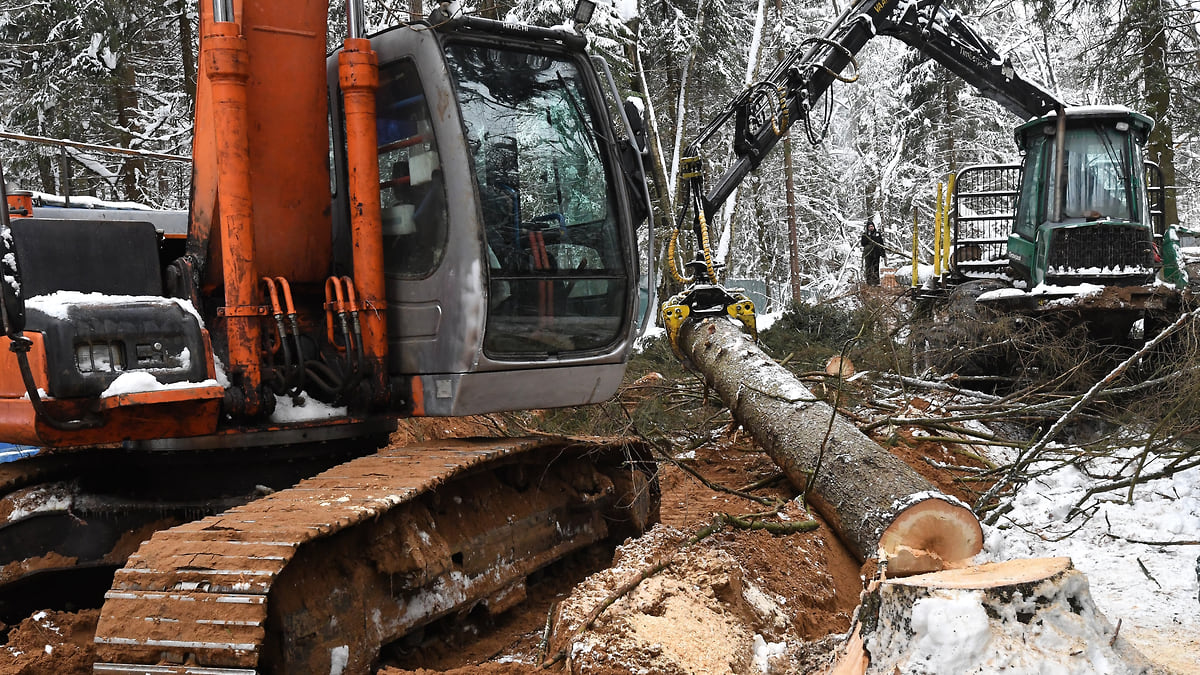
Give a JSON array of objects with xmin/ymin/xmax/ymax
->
[
  {"xmin": 831, "ymin": 557, "xmax": 1156, "ymax": 674},
  {"xmin": 678, "ymin": 317, "xmax": 980, "ymax": 574}
]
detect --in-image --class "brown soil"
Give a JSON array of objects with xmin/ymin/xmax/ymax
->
[
  {"xmin": 0, "ymin": 610, "xmax": 98, "ymax": 675},
  {"xmin": 875, "ymin": 423, "xmax": 991, "ymax": 504},
  {"xmin": 0, "ymin": 410, "xmax": 945, "ymax": 674}
]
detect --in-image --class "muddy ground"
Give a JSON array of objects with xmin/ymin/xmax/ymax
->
[{"xmin": 0, "ymin": 394, "xmax": 973, "ymax": 675}]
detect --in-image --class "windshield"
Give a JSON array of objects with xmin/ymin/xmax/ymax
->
[
  {"xmin": 446, "ymin": 43, "xmax": 627, "ymax": 358},
  {"xmin": 1045, "ymin": 126, "xmax": 1136, "ymax": 222}
]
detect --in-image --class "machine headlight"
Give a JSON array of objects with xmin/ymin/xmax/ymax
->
[{"xmin": 76, "ymin": 342, "xmax": 126, "ymax": 373}]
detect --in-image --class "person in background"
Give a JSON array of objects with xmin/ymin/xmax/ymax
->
[{"xmin": 860, "ymin": 218, "xmax": 884, "ymax": 285}]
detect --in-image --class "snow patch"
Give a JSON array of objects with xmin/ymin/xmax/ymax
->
[
  {"xmin": 895, "ymin": 263, "xmax": 937, "ymax": 286},
  {"xmin": 907, "ymin": 591, "xmax": 991, "ymax": 671},
  {"xmin": 99, "ymin": 372, "xmax": 220, "ymax": 397},
  {"xmin": 269, "ymin": 396, "xmax": 348, "ymax": 424},
  {"xmin": 328, "ymin": 645, "xmax": 349, "ymax": 675},
  {"xmin": 751, "ymin": 633, "xmax": 786, "ymax": 673},
  {"xmin": 976, "ymin": 287, "xmax": 1026, "ymax": 302},
  {"xmin": 25, "ymin": 291, "xmax": 205, "ymax": 327}
]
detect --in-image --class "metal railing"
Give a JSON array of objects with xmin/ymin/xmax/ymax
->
[
  {"xmin": 0, "ymin": 131, "xmax": 192, "ymax": 210},
  {"xmin": 950, "ymin": 163, "xmax": 1020, "ymax": 278}
]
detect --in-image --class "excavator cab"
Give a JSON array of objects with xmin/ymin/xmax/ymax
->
[
  {"xmin": 1007, "ymin": 107, "xmax": 1157, "ymax": 286},
  {"xmin": 0, "ymin": 9, "xmax": 650, "ymax": 446},
  {"xmin": 0, "ymin": 9, "xmax": 662, "ymax": 654},
  {"xmin": 330, "ymin": 17, "xmax": 647, "ymax": 417}
]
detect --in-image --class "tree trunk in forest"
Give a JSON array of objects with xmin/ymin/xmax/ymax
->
[
  {"xmin": 36, "ymin": 156, "xmax": 56, "ymax": 195},
  {"xmin": 716, "ymin": 0, "xmax": 769, "ymax": 267},
  {"xmin": 627, "ymin": 17, "xmax": 677, "ymax": 315},
  {"xmin": 678, "ymin": 317, "xmax": 982, "ymax": 574},
  {"xmin": 177, "ymin": 1, "xmax": 196, "ymax": 104},
  {"xmin": 830, "ymin": 558, "xmax": 1156, "ymax": 674},
  {"xmin": 661, "ymin": 1, "xmax": 707, "ymax": 303},
  {"xmin": 115, "ymin": 61, "xmax": 149, "ymax": 204},
  {"xmin": 1140, "ymin": 0, "xmax": 1179, "ymax": 229},
  {"xmin": 775, "ymin": 0, "xmax": 800, "ymax": 304}
]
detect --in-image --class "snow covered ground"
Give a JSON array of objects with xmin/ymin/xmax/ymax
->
[{"xmin": 980, "ymin": 452, "xmax": 1200, "ymax": 673}]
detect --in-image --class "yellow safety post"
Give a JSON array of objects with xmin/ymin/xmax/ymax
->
[
  {"xmin": 933, "ymin": 182, "xmax": 944, "ymax": 277},
  {"xmin": 941, "ymin": 172, "xmax": 956, "ymax": 273}
]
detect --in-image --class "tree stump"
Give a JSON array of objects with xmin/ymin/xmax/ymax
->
[
  {"xmin": 831, "ymin": 557, "xmax": 1157, "ymax": 674},
  {"xmin": 678, "ymin": 317, "xmax": 981, "ymax": 574}
]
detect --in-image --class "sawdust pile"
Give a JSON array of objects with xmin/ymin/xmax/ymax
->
[{"xmin": 548, "ymin": 514, "xmax": 858, "ymax": 675}]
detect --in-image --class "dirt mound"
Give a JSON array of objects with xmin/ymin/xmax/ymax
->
[
  {"xmin": 547, "ymin": 501, "xmax": 859, "ymax": 675},
  {"xmin": 0, "ymin": 609, "xmax": 97, "ymax": 675},
  {"xmin": 390, "ymin": 415, "xmax": 508, "ymax": 444}
]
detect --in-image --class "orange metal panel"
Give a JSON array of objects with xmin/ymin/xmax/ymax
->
[
  {"xmin": 188, "ymin": 9, "xmax": 219, "ymax": 266},
  {"xmin": 0, "ymin": 393, "xmax": 222, "ymax": 447},
  {"xmin": 96, "ymin": 385, "xmax": 226, "ymax": 412},
  {"xmin": 0, "ymin": 333, "xmax": 48, "ymax": 397},
  {"xmin": 242, "ymin": 0, "xmax": 333, "ymax": 283},
  {"xmin": 0, "ymin": 402, "xmax": 40, "ymax": 445},
  {"xmin": 193, "ymin": 1, "xmax": 333, "ymax": 284},
  {"xmin": 0, "ymin": 332, "xmax": 224, "ymax": 446}
]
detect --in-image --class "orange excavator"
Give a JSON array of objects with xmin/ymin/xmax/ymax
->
[{"xmin": 0, "ymin": 1, "xmax": 656, "ymax": 672}]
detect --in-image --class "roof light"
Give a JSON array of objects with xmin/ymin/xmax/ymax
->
[{"xmin": 573, "ymin": 0, "xmax": 596, "ymax": 30}]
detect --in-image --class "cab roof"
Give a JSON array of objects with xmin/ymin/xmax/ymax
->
[{"xmin": 1015, "ymin": 105, "xmax": 1154, "ymax": 144}]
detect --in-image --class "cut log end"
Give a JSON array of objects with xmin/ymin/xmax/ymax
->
[
  {"xmin": 825, "ymin": 355, "xmax": 855, "ymax": 378},
  {"xmin": 877, "ymin": 497, "xmax": 983, "ymax": 577},
  {"xmin": 889, "ymin": 556, "xmax": 1072, "ymax": 589}
]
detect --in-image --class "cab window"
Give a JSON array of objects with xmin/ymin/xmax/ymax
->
[{"xmin": 446, "ymin": 44, "xmax": 628, "ymax": 357}]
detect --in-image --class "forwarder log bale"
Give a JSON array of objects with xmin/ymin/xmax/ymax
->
[{"xmin": 678, "ymin": 317, "xmax": 981, "ymax": 575}]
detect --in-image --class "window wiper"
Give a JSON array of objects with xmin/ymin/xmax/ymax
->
[{"xmin": 1095, "ymin": 123, "xmax": 1128, "ymax": 183}]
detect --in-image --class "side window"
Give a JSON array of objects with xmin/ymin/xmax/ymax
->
[
  {"xmin": 376, "ymin": 59, "xmax": 447, "ymax": 278},
  {"xmin": 1014, "ymin": 135, "xmax": 1046, "ymax": 237}
]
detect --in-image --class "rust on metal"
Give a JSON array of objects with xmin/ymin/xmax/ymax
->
[{"xmin": 93, "ymin": 436, "xmax": 656, "ymax": 675}]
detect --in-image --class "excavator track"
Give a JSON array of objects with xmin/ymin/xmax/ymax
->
[{"xmin": 92, "ymin": 435, "xmax": 657, "ymax": 674}]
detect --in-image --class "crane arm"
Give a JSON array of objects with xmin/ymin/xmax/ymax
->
[{"xmin": 683, "ymin": 0, "xmax": 1062, "ymax": 231}]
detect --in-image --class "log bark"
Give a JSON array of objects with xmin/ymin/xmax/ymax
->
[
  {"xmin": 830, "ymin": 557, "xmax": 1156, "ymax": 674},
  {"xmin": 678, "ymin": 317, "xmax": 981, "ymax": 574}
]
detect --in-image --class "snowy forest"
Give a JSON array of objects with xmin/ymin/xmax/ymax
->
[{"xmin": 2, "ymin": 0, "xmax": 1199, "ymax": 309}]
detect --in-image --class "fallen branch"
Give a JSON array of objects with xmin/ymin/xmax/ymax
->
[
  {"xmin": 874, "ymin": 372, "xmax": 1004, "ymax": 402},
  {"xmin": 737, "ymin": 472, "xmax": 786, "ymax": 492},
  {"xmin": 649, "ymin": 444, "xmax": 781, "ymax": 508},
  {"xmin": 1103, "ymin": 533, "xmax": 1200, "ymax": 546},
  {"xmin": 975, "ymin": 305, "xmax": 1200, "ymax": 518}
]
